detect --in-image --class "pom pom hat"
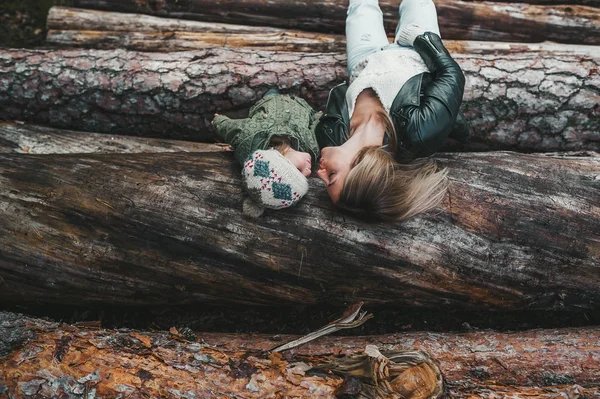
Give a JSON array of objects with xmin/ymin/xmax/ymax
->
[{"xmin": 242, "ymin": 149, "xmax": 309, "ymax": 210}]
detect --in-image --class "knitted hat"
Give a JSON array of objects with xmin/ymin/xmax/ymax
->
[{"xmin": 242, "ymin": 149, "xmax": 309, "ymax": 211}]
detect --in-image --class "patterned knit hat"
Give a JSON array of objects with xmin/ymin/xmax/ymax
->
[{"xmin": 242, "ymin": 149, "xmax": 309, "ymax": 211}]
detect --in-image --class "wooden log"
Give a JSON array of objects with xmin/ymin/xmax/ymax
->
[
  {"xmin": 0, "ymin": 151, "xmax": 598, "ymax": 310},
  {"xmin": 0, "ymin": 312, "xmax": 599, "ymax": 398},
  {"xmin": 0, "ymin": 122, "xmax": 231, "ymax": 154},
  {"xmin": 46, "ymin": 8, "xmax": 600, "ymax": 56},
  {"xmin": 45, "ymin": 7, "xmax": 600, "ymax": 55},
  {"xmin": 0, "ymin": 311, "xmax": 446, "ymax": 399},
  {"xmin": 46, "ymin": 7, "xmax": 343, "ymax": 53},
  {"xmin": 190, "ymin": 326, "xmax": 600, "ymax": 388},
  {"xmin": 453, "ymin": 386, "xmax": 598, "ymax": 398},
  {"xmin": 0, "ymin": 48, "xmax": 598, "ymax": 152},
  {"xmin": 71, "ymin": 0, "xmax": 600, "ymax": 45},
  {"xmin": 0, "ymin": 48, "xmax": 344, "ymax": 142},
  {"xmin": 46, "ymin": 30, "xmax": 344, "ymax": 53}
]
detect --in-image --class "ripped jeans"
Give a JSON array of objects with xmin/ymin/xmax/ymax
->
[{"xmin": 346, "ymin": 0, "xmax": 441, "ymax": 75}]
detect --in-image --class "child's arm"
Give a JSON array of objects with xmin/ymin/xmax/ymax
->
[{"xmin": 212, "ymin": 114, "xmax": 249, "ymax": 148}]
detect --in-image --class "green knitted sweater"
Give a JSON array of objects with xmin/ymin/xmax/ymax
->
[{"xmin": 213, "ymin": 94, "xmax": 321, "ymax": 166}]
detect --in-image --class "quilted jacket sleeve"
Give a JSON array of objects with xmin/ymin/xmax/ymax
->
[{"xmin": 212, "ymin": 115, "xmax": 248, "ymax": 149}]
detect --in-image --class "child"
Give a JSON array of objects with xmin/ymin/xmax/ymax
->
[{"xmin": 212, "ymin": 90, "xmax": 322, "ymax": 215}]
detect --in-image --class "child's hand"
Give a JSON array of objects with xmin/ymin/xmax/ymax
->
[{"xmin": 283, "ymin": 148, "xmax": 312, "ymax": 177}]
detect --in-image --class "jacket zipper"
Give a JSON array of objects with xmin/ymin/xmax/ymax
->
[
  {"xmin": 422, "ymin": 33, "xmax": 441, "ymax": 55},
  {"xmin": 326, "ymin": 82, "xmax": 346, "ymax": 107}
]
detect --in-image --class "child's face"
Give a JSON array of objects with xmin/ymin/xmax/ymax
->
[{"xmin": 284, "ymin": 148, "xmax": 312, "ymax": 177}]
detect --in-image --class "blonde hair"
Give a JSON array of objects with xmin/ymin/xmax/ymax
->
[{"xmin": 338, "ymin": 112, "xmax": 448, "ymax": 222}]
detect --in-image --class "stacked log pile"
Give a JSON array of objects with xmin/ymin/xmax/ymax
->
[{"xmin": 1, "ymin": 0, "xmax": 599, "ymax": 397}]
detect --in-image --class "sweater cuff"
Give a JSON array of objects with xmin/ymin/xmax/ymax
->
[
  {"xmin": 212, "ymin": 114, "xmax": 229, "ymax": 127},
  {"xmin": 396, "ymin": 24, "xmax": 427, "ymax": 46}
]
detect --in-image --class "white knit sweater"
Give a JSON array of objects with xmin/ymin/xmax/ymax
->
[{"xmin": 346, "ymin": 47, "xmax": 429, "ymax": 118}]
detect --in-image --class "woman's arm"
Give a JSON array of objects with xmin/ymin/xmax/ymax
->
[
  {"xmin": 408, "ymin": 32, "xmax": 466, "ymax": 155},
  {"xmin": 414, "ymin": 32, "xmax": 465, "ymax": 117},
  {"xmin": 449, "ymin": 110, "xmax": 470, "ymax": 142}
]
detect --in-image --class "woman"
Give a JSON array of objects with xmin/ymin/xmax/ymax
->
[{"xmin": 316, "ymin": 0, "xmax": 469, "ymax": 221}]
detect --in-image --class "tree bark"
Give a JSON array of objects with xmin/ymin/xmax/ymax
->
[
  {"xmin": 0, "ymin": 122, "xmax": 231, "ymax": 154},
  {"xmin": 70, "ymin": 0, "xmax": 600, "ymax": 45},
  {"xmin": 0, "ymin": 48, "xmax": 345, "ymax": 142},
  {"xmin": 45, "ymin": 7, "xmax": 600, "ymax": 56},
  {"xmin": 0, "ymin": 312, "xmax": 598, "ymax": 398},
  {"xmin": 46, "ymin": 7, "xmax": 343, "ymax": 53},
  {"xmin": 0, "ymin": 48, "xmax": 598, "ymax": 151},
  {"xmin": 0, "ymin": 151, "xmax": 598, "ymax": 310},
  {"xmin": 46, "ymin": 30, "xmax": 343, "ymax": 53},
  {"xmin": 42, "ymin": 8, "xmax": 600, "ymax": 58}
]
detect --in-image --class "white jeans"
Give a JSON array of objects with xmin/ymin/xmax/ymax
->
[{"xmin": 346, "ymin": 0, "xmax": 441, "ymax": 75}]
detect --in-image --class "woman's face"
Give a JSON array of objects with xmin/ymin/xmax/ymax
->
[{"xmin": 317, "ymin": 146, "xmax": 352, "ymax": 203}]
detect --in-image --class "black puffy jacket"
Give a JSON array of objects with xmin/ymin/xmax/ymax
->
[{"xmin": 316, "ymin": 32, "xmax": 469, "ymax": 161}]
